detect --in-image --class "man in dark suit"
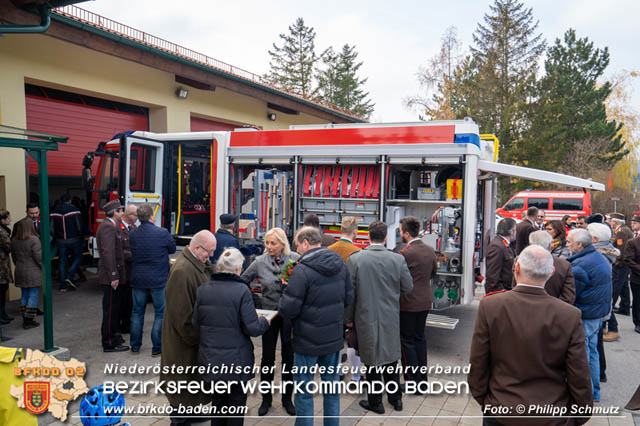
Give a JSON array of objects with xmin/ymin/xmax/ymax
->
[
  {"xmin": 398, "ymin": 216, "xmax": 436, "ymax": 388},
  {"xmin": 129, "ymin": 203, "xmax": 176, "ymax": 356},
  {"xmin": 484, "ymin": 218, "xmax": 516, "ymax": 294},
  {"xmin": 623, "ymin": 223, "xmax": 640, "ymax": 335},
  {"xmin": 529, "ymin": 230, "xmax": 576, "ymax": 304},
  {"xmin": 608, "ymin": 213, "xmax": 633, "ymax": 316},
  {"xmin": 97, "ymin": 199, "xmax": 129, "ymax": 353},
  {"xmin": 13, "ymin": 203, "xmax": 41, "ymax": 236},
  {"xmin": 117, "ymin": 204, "xmax": 137, "ymax": 334},
  {"xmin": 211, "ymin": 213, "xmax": 240, "ymax": 264},
  {"xmin": 515, "ymin": 206, "xmax": 539, "ymax": 255},
  {"xmin": 469, "ymin": 245, "xmax": 593, "ymax": 426}
]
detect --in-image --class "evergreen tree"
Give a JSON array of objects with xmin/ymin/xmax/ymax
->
[
  {"xmin": 317, "ymin": 44, "xmax": 375, "ymax": 119},
  {"xmin": 453, "ymin": 0, "xmax": 545, "ymax": 164},
  {"xmin": 523, "ymin": 29, "xmax": 626, "ymax": 173},
  {"xmin": 266, "ymin": 17, "xmax": 318, "ymax": 97}
]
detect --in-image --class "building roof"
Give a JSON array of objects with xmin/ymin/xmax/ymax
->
[{"xmin": 47, "ymin": 5, "xmax": 364, "ymax": 123}]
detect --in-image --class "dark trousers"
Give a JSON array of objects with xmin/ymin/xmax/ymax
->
[
  {"xmin": 101, "ymin": 284, "xmax": 124, "ymax": 348},
  {"xmin": 613, "ymin": 264, "xmax": 630, "ymax": 311},
  {"xmin": 482, "ymin": 417, "xmax": 504, "ymax": 425},
  {"xmin": 0, "ymin": 284, "xmax": 8, "ymax": 317},
  {"xmin": 632, "ymin": 281, "xmax": 640, "ymax": 327},
  {"xmin": 400, "ymin": 310, "xmax": 429, "ymax": 382},
  {"xmin": 211, "ymin": 383, "xmax": 247, "ymax": 426},
  {"xmin": 119, "ymin": 283, "xmax": 133, "ymax": 333},
  {"xmin": 260, "ymin": 315, "xmax": 293, "ymax": 400},
  {"xmin": 365, "ymin": 362, "xmax": 401, "ymax": 406},
  {"xmin": 597, "ymin": 324, "xmax": 606, "ymax": 378}
]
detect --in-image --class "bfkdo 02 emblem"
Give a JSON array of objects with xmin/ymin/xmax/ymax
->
[{"xmin": 24, "ymin": 381, "xmax": 50, "ymax": 414}]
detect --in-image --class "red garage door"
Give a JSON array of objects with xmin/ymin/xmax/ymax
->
[
  {"xmin": 190, "ymin": 116, "xmax": 239, "ymax": 132},
  {"xmin": 25, "ymin": 85, "xmax": 148, "ymax": 176}
]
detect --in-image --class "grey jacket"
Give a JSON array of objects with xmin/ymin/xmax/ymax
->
[
  {"xmin": 242, "ymin": 251, "xmax": 299, "ymax": 310},
  {"xmin": 593, "ymin": 241, "xmax": 620, "ymax": 265},
  {"xmin": 346, "ymin": 245, "xmax": 413, "ymax": 366},
  {"xmin": 11, "ymin": 236, "xmax": 42, "ymax": 288}
]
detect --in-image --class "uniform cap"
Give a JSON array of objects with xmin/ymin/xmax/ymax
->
[
  {"xmin": 608, "ymin": 212, "xmax": 625, "ymax": 221},
  {"xmin": 220, "ymin": 213, "xmax": 237, "ymax": 225},
  {"xmin": 103, "ymin": 200, "xmax": 123, "ymax": 214},
  {"xmin": 631, "ymin": 215, "xmax": 640, "ymax": 223}
]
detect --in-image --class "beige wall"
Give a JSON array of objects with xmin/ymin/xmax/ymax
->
[
  {"xmin": 0, "ymin": 57, "xmax": 29, "ymax": 300},
  {"xmin": 1, "ymin": 34, "xmax": 328, "ymax": 132}
]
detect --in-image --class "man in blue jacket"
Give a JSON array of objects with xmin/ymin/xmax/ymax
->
[
  {"xmin": 211, "ymin": 213, "xmax": 240, "ymax": 264},
  {"xmin": 567, "ymin": 228, "xmax": 612, "ymax": 403},
  {"xmin": 129, "ymin": 203, "xmax": 176, "ymax": 356},
  {"xmin": 279, "ymin": 226, "xmax": 354, "ymax": 425}
]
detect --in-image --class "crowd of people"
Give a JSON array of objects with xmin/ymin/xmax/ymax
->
[
  {"xmin": 3, "ymin": 194, "xmax": 639, "ymax": 425},
  {"xmin": 482, "ymin": 206, "xmax": 640, "ymax": 419}
]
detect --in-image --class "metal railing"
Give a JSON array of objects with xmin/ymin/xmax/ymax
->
[{"xmin": 52, "ymin": 5, "xmax": 360, "ymax": 119}]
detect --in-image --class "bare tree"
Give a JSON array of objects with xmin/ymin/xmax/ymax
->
[{"xmin": 404, "ymin": 26, "xmax": 462, "ymax": 120}]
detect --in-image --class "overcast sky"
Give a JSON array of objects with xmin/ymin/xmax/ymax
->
[{"xmin": 78, "ymin": 0, "xmax": 639, "ymax": 124}]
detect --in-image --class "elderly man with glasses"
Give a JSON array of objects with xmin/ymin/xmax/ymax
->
[{"xmin": 160, "ymin": 230, "xmax": 216, "ymax": 426}]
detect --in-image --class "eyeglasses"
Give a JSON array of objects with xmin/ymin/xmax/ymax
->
[
  {"xmin": 196, "ymin": 245, "xmax": 215, "ymax": 256},
  {"xmin": 537, "ymin": 215, "xmax": 545, "ymax": 218}
]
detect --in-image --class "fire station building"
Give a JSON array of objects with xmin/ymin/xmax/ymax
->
[{"xmin": 0, "ymin": 2, "xmax": 361, "ymax": 219}]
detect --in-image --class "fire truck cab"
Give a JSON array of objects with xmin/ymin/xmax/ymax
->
[{"xmin": 82, "ymin": 119, "xmax": 604, "ymax": 326}]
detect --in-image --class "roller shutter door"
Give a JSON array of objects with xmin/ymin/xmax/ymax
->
[
  {"xmin": 25, "ymin": 89, "xmax": 148, "ymax": 177},
  {"xmin": 190, "ymin": 116, "xmax": 238, "ymax": 132}
]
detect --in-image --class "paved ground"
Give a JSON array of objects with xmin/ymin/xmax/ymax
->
[{"xmin": 1, "ymin": 275, "xmax": 638, "ymax": 425}]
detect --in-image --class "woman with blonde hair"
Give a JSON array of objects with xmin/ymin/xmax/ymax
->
[
  {"xmin": 242, "ymin": 227, "xmax": 298, "ymax": 416},
  {"xmin": 11, "ymin": 218, "xmax": 42, "ymax": 329}
]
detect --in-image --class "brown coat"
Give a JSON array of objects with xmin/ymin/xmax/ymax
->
[
  {"xmin": 0, "ymin": 226, "xmax": 13, "ymax": 284},
  {"xmin": 96, "ymin": 219, "xmax": 126, "ymax": 286},
  {"xmin": 11, "ymin": 236, "xmax": 42, "ymax": 288},
  {"xmin": 399, "ymin": 240, "xmax": 437, "ymax": 311},
  {"xmin": 613, "ymin": 225, "xmax": 633, "ymax": 265},
  {"xmin": 328, "ymin": 239, "xmax": 360, "ymax": 262},
  {"xmin": 515, "ymin": 218, "xmax": 537, "ymax": 255},
  {"xmin": 160, "ymin": 247, "xmax": 215, "ymax": 407},
  {"xmin": 485, "ymin": 236, "xmax": 515, "ymax": 293},
  {"xmin": 545, "ymin": 256, "xmax": 576, "ymax": 304},
  {"xmin": 117, "ymin": 220, "xmax": 133, "ymax": 282},
  {"xmin": 469, "ymin": 285, "xmax": 593, "ymax": 426},
  {"xmin": 624, "ymin": 236, "xmax": 640, "ymax": 283}
]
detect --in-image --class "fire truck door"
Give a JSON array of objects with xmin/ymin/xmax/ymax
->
[{"xmin": 124, "ymin": 138, "xmax": 164, "ymax": 225}]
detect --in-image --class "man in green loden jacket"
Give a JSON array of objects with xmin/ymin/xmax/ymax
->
[
  {"xmin": 160, "ymin": 230, "xmax": 216, "ymax": 426},
  {"xmin": 346, "ymin": 221, "xmax": 413, "ymax": 415}
]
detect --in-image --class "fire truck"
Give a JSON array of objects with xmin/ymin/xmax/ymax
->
[{"xmin": 82, "ymin": 119, "xmax": 604, "ymax": 326}]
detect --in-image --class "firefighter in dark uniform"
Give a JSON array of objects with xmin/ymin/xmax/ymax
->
[
  {"xmin": 97, "ymin": 200, "xmax": 129, "ymax": 352},
  {"xmin": 604, "ymin": 212, "xmax": 633, "ymax": 342}
]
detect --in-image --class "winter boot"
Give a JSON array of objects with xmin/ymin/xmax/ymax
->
[
  {"xmin": 23, "ymin": 307, "xmax": 40, "ymax": 330},
  {"xmin": 0, "ymin": 284, "xmax": 12, "ymax": 322}
]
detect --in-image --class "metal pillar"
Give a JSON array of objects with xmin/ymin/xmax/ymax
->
[{"xmin": 30, "ymin": 149, "xmax": 55, "ymax": 351}]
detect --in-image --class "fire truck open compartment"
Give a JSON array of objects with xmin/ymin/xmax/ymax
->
[
  {"xmin": 386, "ymin": 163, "xmax": 468, "ymax": 310},
  {"xmin": 166, "ymin": 142, "xmax": 212, "ymax": 236},
  {"xmin": 227, "ymin": 163, "xmax": 295, "ymax": 241}
]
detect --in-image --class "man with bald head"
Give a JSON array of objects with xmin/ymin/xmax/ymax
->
[
  {"xmin": 161, "ymin": 230, "xmax": 216, "ymax": 425},
  {"xmin": 469, "ymin": 245, "xmax": 593, "ymax": 425}
]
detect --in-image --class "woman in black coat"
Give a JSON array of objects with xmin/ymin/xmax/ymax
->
[{"xmin": 193, "ymin": 248, "xmax": 270, "ymax": 426}]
